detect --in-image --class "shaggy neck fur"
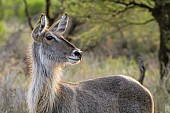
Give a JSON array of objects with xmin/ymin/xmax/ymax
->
[{"xmin": 27, "ymin": 43, "xmax": 62, "ymax": 113}]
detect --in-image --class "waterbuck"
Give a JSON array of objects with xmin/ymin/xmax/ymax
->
[{"xmin": 27, "ymin": 13, "xmax": 155, "ymax": 113}]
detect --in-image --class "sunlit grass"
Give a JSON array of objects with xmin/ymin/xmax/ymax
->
[
  {"xmin": 0, "ymin": 52, "xmax": 168, "ymax": 113},
  {"xmin": 64, "ymin": 54, "xmax": 159, "ymax": 91}
]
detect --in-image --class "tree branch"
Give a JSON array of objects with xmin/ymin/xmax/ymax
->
[
  {"xmin": 131, "ymin": 1, "xmax": 153, "ymax": 11},
  {"xmin": 114, "ymin": 1, "xmax": 153, "ymax": 11},
  {"xmin": 114, "ymin": 5, "xmax": 135, "ymax": 16},
  {"xmin": 137, "ymin": 57, "xmax": 146, "ymax": 84},
  {"xmin": 45, "ymin": 0, "xmax": 63, "ymax": 25},
  {"xmin": 23, "ymin": 0, "xmax": 33, "ymax": 30},
  {"xmin": 45, "ymin": 0, "xmax": 52, "ymax": 24},
  {"xmin": 124, "ymin": 18, "xmax": 155, "ymax": 25}
]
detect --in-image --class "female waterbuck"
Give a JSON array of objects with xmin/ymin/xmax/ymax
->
[{"xmin": 27, "ymin": 13, "xmax": 154, "ymax": 113}]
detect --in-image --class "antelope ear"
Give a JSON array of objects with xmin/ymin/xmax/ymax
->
[
  {"xmin": 49, "ymin": 13, "xmax": 69, "ymax": 34},
  {"xmin": 32, "ymin": 13, "xmax": 47, "ymax": 41}
]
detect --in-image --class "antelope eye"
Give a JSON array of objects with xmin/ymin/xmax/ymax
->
[{"xmin": 46, "ymin": 36, "xmax": 53, "ymax": 40}]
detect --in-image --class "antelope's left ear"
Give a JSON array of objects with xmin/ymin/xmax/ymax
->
[
  {"xmin": 32, "ymin": 13, "xmax": 48, "ymax": 41},
  {"xmin": 49, "ymin": 13, "xmax": 69, "ymax": 34}
]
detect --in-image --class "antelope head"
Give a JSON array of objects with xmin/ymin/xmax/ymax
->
[{"xmin": 31, "ymin": 13, "xmax": 82, "ymax": 65}]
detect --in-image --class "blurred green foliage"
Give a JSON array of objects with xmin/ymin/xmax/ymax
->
[
  {"xmin": 0, "ymin": 0, "xmax": 159, "ymax": 58},
  {"xmin": 0, "ymin": 21, "xmax": 5, "ymax": 45},
  {"xmin": 0, "ymin": 0, "xmax": 44, "ymax": 21},
  {"xmin": 19, "ymin": 0, "xmax": 45, "ymax": 20},
  {"xmin": 0, "ymin": 21, "xmax": 4, "ymax": 35},
  {"xmin": 62, "ymin": 0, "xmax": 158, "ymax": 57}
]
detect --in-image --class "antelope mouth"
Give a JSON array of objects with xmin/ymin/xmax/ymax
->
[{"xmin": 67, "ymin": 56, "xmax": 81, "ymax": 64}]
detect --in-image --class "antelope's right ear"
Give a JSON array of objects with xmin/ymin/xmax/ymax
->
[
  {"xmin": 49, "ymin": 13, "xmax": 69, "ymax": 34},
  {"xmin": 32, "ymin": 13, "xmax": 47, "ymax": 41}
]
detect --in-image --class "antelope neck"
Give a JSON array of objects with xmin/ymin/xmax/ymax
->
[{"xmin": 28, "ymin": 43, "xmax": 62, "ymax": 113}]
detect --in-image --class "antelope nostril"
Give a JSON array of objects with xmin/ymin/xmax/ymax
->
[{"xmin": 73, "ymin": 50, "xmax": 82, "ymax": 59}]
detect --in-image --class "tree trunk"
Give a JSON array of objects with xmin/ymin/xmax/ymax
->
[
  {"xmin": 143, "ymin": 1, "xmax": 170, "ymax": 111},
  {"xmin": 152, "ymin": 1, "xmax": 170, "ymax": 82}
]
